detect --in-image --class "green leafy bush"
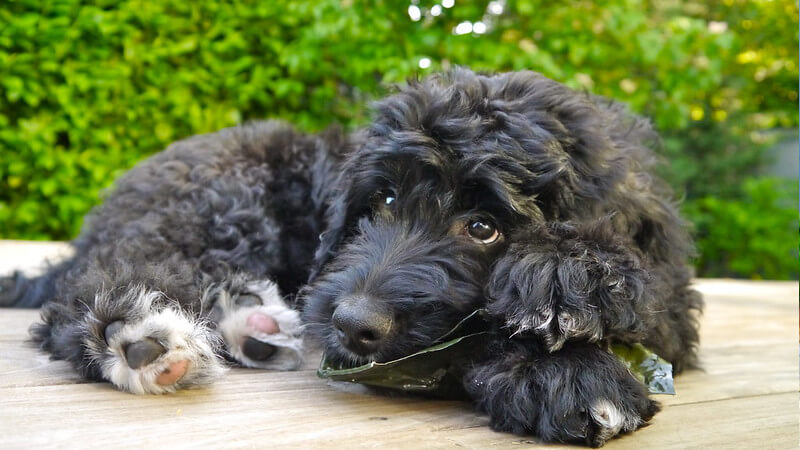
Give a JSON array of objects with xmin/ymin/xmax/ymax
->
[
  {"xmin": 685, "ymin": 178, "xmax": 798, "ymax": 279},
  {"xmin": 0, "ymin": 0, "xmax": 797, "ymax": 279}
]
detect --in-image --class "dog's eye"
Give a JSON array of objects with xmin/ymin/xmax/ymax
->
[
  {"xmin": 375, "ymin": 189, "xmax": 396, "ymax": 210},
  {"xmin": 466, "ymin": 219, "xmax": 500, "ymax": 244}
]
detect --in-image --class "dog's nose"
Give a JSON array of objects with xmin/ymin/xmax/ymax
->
[{"xmin": 332, "ymin": 297, "xmax": 392, "ymax": 356}]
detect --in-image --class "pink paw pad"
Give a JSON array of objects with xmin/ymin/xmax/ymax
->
[
  {"xmin": 246, "ymin": 312, "xmax": 280, "ymax": 335},
  {"xmin": 156, "ymin": 360, "xmax": 189, "ymax": 385}
]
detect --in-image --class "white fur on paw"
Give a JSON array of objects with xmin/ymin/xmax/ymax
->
[
  {"xmin": 90, "ymin": 289, "xmax": 226, "ymax": 394},
  {"xmin": 216, "ymin": 280, "xmax": 303, "ymax": 370},
  {"xmin": 590, "ymin": 398, "xmax": 640, "ymax": 442}
]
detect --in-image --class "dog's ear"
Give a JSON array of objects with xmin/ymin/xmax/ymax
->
[
  {"xmin": 306, "ymin": 127, "xmax": 369, "ymax": 282},
  {"xmin": 487, "ymin": 71, "xmax": 664, "ymax": 220},
  {"xmin": 309, "ymin": 189, "xmax": 351, "ymax": 281},
  {"xmin": 485, "ymin": 219, "xmax": 651, "ymax": 350}
]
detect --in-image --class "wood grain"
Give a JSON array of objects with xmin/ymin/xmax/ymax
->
[{"xmin": 0, "ymin": 240, "xmax": 797, "ymax": 449}]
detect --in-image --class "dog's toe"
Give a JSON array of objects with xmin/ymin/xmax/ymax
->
[
  {"xmin": 584, "ymin": 388, "xmax": 659, "ymax": 446},
  {"xmin": 587, "ymin": 399, "xmax": 628, "ymax": 446},
  {"xmin": 533, "ymin": 308, "xmax": 604, "ymax": 352}
]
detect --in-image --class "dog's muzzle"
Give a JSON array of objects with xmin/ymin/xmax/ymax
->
[{"xmin": 331, "ymin": 296, "xmax": 393, "ymax": 356}]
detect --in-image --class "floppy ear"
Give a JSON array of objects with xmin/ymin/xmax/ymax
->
[
  {"xmin": 308, "ymin": 191, "xmax": 351, "ymax": 281},
  {"xmin": 306, "ymin": 126, "xmax": 370, "ymax": 283},
  {"xmin": 485, "ymin": 219, "xmax": 653, "ymax": 351}
]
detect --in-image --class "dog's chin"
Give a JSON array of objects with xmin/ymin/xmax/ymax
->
[
  {"xmin": 324, "ymin": 337, "xmax": 427, "ymax": 369},
  {"xmin": 324, "ymin": 343, "xmax": 376, "ymax": 368}
]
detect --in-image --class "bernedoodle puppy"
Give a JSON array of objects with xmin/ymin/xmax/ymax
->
[{"xmin": 0, "ymin": 68, "xmax": 702, "ymax": 446}]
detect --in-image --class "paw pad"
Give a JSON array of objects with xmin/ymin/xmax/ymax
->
[
  {"xmin": 124, "ymin": 337, "xmax": 166, "ymax": 369},
  {"xmin": 246, "ymin": 312, "xmax": 280, "ymax": 334},
  {"xmin": 241, "ymin": 337, "xmax": 277, "ymax": 361},
  {"xmin": 156, "ymin": 360, "xmax": 189, "ymax": 385}
]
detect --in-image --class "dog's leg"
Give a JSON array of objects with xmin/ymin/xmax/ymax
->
[
  {"xmin": 207, "ymin": 278, "xmax": 304, "ymax": 370},
  {"xmin": 487, "ymin": 220, "xmax": 661, "ymax": 352},
  {"xmin": 465, "ymin": 339, "xmax": 659, "ymax": 447},
  {"xmin": 34, "ymin": 284, "xmax": 226, "ymax": 394}
]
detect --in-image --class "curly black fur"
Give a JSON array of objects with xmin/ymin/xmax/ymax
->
[
  {"xmin": 1, "ymin": 121, "xmax": 344, "ymax": 388},
  {"xmin": 1, "ymin": 68, "xmax": 701, "ymax": 445},
  {"xmin": 302, "ymin": 69, "xmax": 702, "ymax": 445}
]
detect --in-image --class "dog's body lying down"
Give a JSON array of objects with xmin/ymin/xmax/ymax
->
[{"xmin": 0, "ymin": 69, "xmax": 701, "ymax": 446}]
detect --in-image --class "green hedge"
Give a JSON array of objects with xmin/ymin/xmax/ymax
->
[{"xmin": 1, "ymin": 0, "xmax": 797, "ymax": 279}]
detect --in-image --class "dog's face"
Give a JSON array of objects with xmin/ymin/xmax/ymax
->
[{"xmin": 303, "ymin": 69, "xmax": 618, "ymax": 367}]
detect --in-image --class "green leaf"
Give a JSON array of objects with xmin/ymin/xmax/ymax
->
[{"xmin": 610, "ymin": 343, "xmax": 675, "ymax": 395}]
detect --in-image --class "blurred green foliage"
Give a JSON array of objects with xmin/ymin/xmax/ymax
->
[
  {"xmin": 685, "ymin": 178, "xmax": 798, "ymax": 279},
  {"xmin": 0, "ymin": 0, "xmax": 797, "ymax": 279}
]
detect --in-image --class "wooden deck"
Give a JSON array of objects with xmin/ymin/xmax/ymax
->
[{"xmin": 0, "ymin": 241, "xmax": 797, "ymax": 449}]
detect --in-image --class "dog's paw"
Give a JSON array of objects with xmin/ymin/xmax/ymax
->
[
  {"xmin": 488, "ymin": 221, "xmax": 651, "ymax": 353},
  {"xmin": 510, "ymin": 300, "xmax": 605, "ymax": 352},
  {"xmin": 584, "ymin": 395, "xmax": 659, "ymax": 447},
  {"xmin": 97, "ymin": 306, "xmax": 226, "ymax": 394},
  {"xmin": 467, "ymin": 342, "xmax": 658, "ymax": 447},
  {"xmin": 487, "ymin": 366, "xmax": 658, "ymax": 447},
  {"xmin": 213, "ymin": 280, "xmax": 303, "ymax": 370}
]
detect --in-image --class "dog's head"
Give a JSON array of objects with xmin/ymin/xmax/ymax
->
[{"xmin": 302, "ymin": 68, "xmax": 643, "ymax": 366}]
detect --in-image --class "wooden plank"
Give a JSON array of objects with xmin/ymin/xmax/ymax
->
[
  {"xmin": 0, "ymin": 309, "xmax": 44, "ymax": 341},
  {"xmin": 0, "ymin": 240, "xmax": 72, "ymax": 276},
  {"xmin": 452, "ymin": 393, "xmax": 800, "ymax": 450},
  {"xmin": 0, "ymin": 373, "xmax": 796, "ymax": 449},
  {"xmin": 694, "ymin": 279, "xmax": 797, "ymax": 348}
]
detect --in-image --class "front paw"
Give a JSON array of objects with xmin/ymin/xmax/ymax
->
[
  {"xmin": 584, "ymin": 395, "xmax": 659, "ymax": 447},
  {"xmin": 487, "ymin": 221, "xmax": 649, "ymax": 351},
  {"xmin": 97, "ymin": 307, "xmax": 226, "ymax": 394},
  {"xmin": 211, "ymin": 280, "xmax": 304, "ymax": 370},
  {"xmin": 487, "ymin": 249, "xmax": 607, "ymax": 352},
  {"xmin": 466, "ymin": 342, "xmax": 659, "ymax": 447},
  {"xmin": 512, "ymin": 293, "xmax": 605, "ymax": 352}
]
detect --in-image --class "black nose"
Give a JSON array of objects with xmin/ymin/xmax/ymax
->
[{"xmin": 332, "ymin": 297, "xmax": 392, "ymax": 356}]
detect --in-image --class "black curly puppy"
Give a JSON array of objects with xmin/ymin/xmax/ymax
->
[
  {"xmin": 1, "ymin": 122, "xmax": 342, "ymax": 392},
  {"xmin": 303, "ymin": 69, "xmax": 702, "ymax": 446},
  {"xmin": 1, "ymin": 69, "xmax": 701, "ymax": 446}
]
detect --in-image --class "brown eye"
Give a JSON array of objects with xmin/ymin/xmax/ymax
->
[{"xmin": 466, "ymin": 219, "xmax": 500, "ymax": 244}]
